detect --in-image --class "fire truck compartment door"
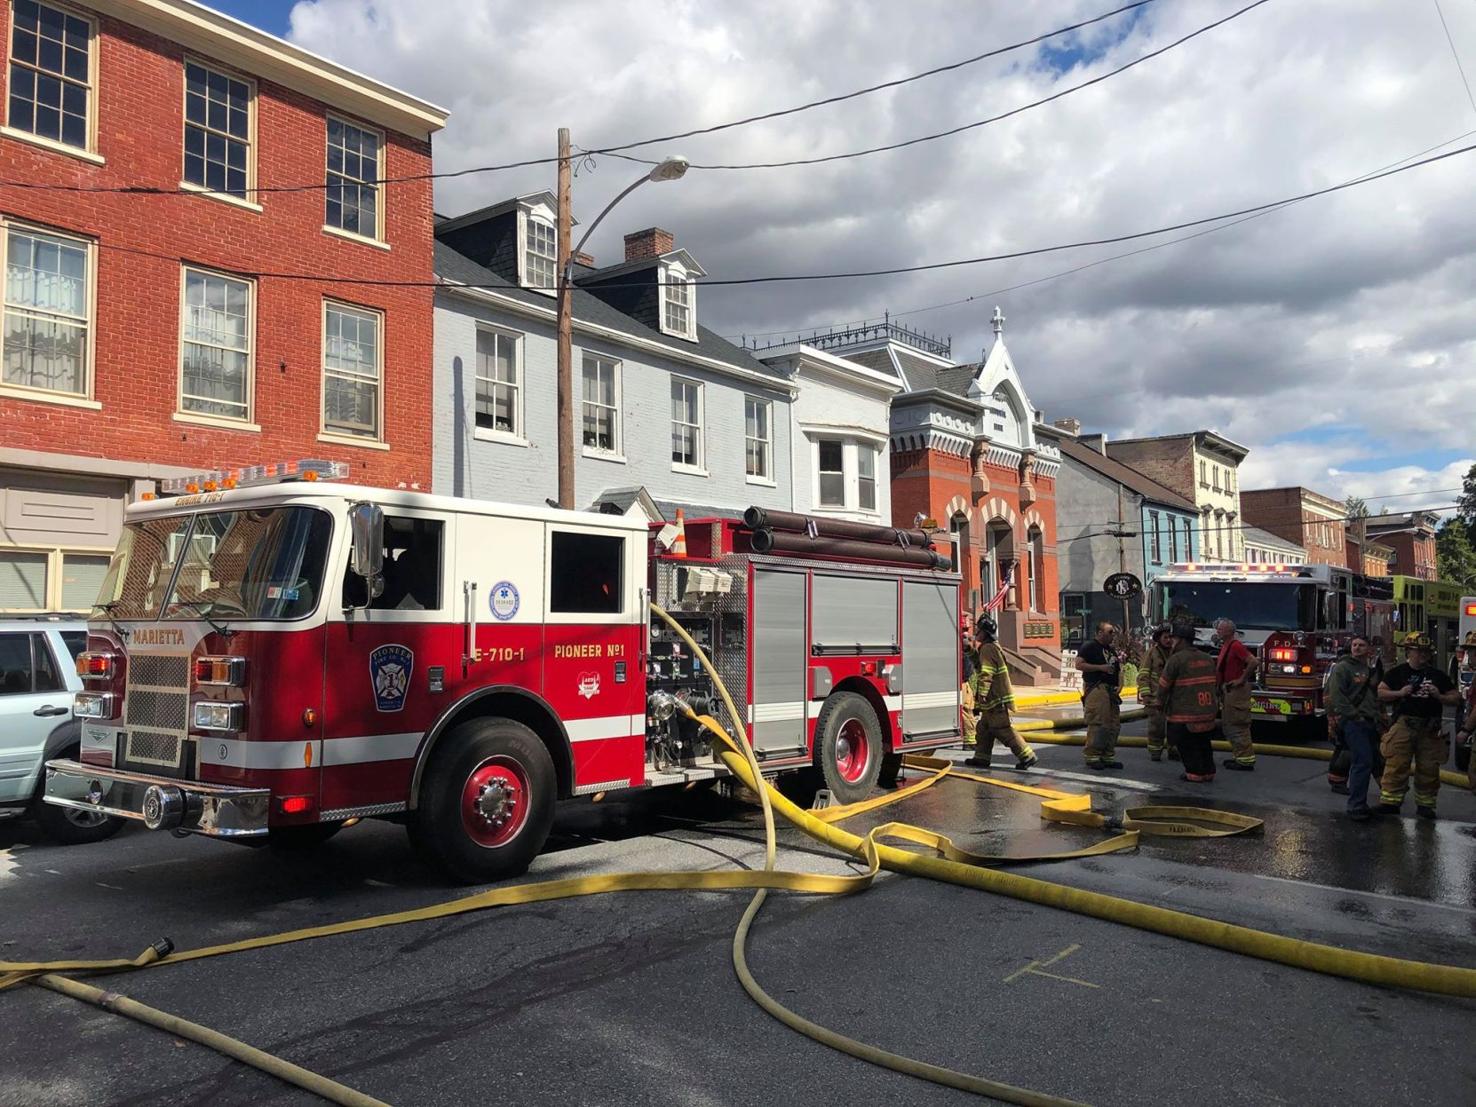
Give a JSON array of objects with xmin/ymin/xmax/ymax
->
[
  {"xmin": 901, "ymin": 581, "xmax": 960, "ymax": 738},
  {"xmin": 811, "ymin": 574, "xmax": 897, "ymax": 653},
  {"xmin": 750, "ymin": 569, "xmax": 808, "ymax": 754}
]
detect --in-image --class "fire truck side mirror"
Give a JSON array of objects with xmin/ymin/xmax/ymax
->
[{"xmin": 348, "ymin": 502, "xmax": 385, "ymax": 598}]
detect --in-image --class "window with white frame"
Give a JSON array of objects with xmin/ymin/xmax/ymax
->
[
  {"xmin": 7, "ymin": 0, "xmax": 93, "ymax": 151},
  {"xmin": 818, "ymin": 440, "xmax": 844, "ymax": 507},
  {"xmin": 2, "ymin": 224, "xmax": 91, "ymax": 397},
  {"xmin": 1149, "ymin": 511, "xmax": 1162, "ymax": 564},
  {"xmin": 474, "ymin": 327, "xmax": 520, "ymax": 436},
  {"xmin": 663, "ymin": 272, "xmax": 693, "ymax": 338},
  {"xmin": 326, "ymin": 116, "xmax": 381, "ymax": 238},
  {"xmin": 0, "ymin": 547, "xmax": 108, "ymax": 611},
  {"xmin": 744, "ymin": 396, "xmax": 771, "ymax": 480},
  {"xmin": 857, "ymin": 445, "xmax": 878, "ymax": 512},
  {"xmin": 581, "ymin": 354, "xmax": 620, "ymax": 453},
  {"xmin": 184, "ymin": 61, "xmax": 252, "ymax": 199},
  {"xmin": 525, "ymin": 217, "xmax": 556, "ymax": 291},
  {"xmin": 1169, "ymin": 515, "xmax": 1179, "ymax": 562},
  {"xmin": 670, "ymin": 377, "xmax": 703, "ymax": 469},
  {"xmin": 322, "ymin": 302, "xmax": 381, "ymax": 439},
  {"xmin": 179, "ymin": 267, "xmax": 252, "ymax": 420}
]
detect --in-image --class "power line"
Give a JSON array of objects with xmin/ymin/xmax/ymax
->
[
  {"xmin": 63, "ymin": 136, "xmax": 1476, "ymax": 294},
  {"xmin": 611, "ymin": 0, "xmax": 1274, "ymax": 171},
  {"xmin": 726, "ymin": 120, "xmax": 1476, "ymax": 343},
  {"xmin": 595, "ymin": 0, "xmax": 1161, "ymax": 155},
  {"xmin": 0, "ymin": 0, "xmax": 1160, "ymax": 199},
  {"xmin": 1432, "ymin": 0, "xmax": 1476, "ymax": 118}
]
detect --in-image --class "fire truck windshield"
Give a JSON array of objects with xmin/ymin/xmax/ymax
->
[
  {"xmin": 1153, "ymin": 580, "xmax": 1320, "ymax": 632},
  {"xmin": 93, "ymin": 507, "xmax": 332, "ymax": 622}
]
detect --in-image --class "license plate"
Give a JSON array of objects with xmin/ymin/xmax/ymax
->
[{"xmin": 1252, "ymin": 697, "xmax": 1288, "ymax": 715}]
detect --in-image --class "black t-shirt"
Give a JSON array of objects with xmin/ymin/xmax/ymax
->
[
  {"xmin": 1078, "ymin": 640, "xmax": 1119, "ymax": 691},
  {"xmin": 1382, "ymin": 663, "xmax": 1454, "ymax": 719}
]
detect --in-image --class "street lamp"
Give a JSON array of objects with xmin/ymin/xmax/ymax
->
[{"xmin": 555, "ymin": 133, "xmax": 689, "ymax": 509}]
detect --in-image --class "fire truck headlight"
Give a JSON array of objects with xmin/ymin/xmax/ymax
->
[
  {"xmin": 192, "ymin": 701, "xmax": 244, "ymax": 732},
  {"xmin": 73, "ymin": 692, "xmax": 116, "ymax": 719}
]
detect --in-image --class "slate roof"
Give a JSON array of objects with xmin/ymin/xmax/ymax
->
[
  {"xmin": 434, "ymin": 240, "xmax": 782, "ymax": 380},
  {"xmin": 841, "ymin": 348, "xmax": 899, "ymax": 377},
  {"xmin": 1057, "ymin": 435, "xmax": 1198, "ymax": 512}
]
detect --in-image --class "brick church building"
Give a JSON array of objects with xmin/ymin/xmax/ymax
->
[{"xmin": 809, "ymin": 309, "xmax": 1063, "ymax": 686}]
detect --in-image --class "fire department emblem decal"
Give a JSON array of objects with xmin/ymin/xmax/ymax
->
[
  {"xmin": 370, "ymin": 644, "xmax": 414, "ymax": 712},
  {"xmin": 577, "ymin": 671, "xmax": 601, "ymax": 700},
  {"xmin": 489, "ymin": 581, "xmax": 520, "ymax": 621}
]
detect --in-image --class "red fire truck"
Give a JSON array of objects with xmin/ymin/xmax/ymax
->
[{"xmin": 44, "ymin": 462, "xmax": 963, "ymax": 881}]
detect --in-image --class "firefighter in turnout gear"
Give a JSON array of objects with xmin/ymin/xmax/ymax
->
[
  {"xmin": 1159, "ymin": 621, "xmax": 1222, "ymax": 782},
  {"xmin": 1375, "ymin": 632, "xmax": 1460, "ymax": 818},
  {"xmin": 965, "ymin": 616, "xmax": 1038, "ymax": 770},
  {"xmin": 1139, "ymin": 623, "xmax": 1175, "ymax": 762}
]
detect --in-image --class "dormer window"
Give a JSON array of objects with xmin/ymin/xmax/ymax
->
[
  {"xmin": 660, "ymin": 262, "xmax": 696, "ymax": 340},
  {"xmin": 524, "ymin": 216, "xmax": 556, "ymax": 293}
]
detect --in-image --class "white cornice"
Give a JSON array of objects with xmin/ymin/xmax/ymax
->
[
  {"xmin": 759, "ymin": 344, "xmax": 903, "ymax": 396},
  {"xmin": 440, "ymin": 281, "xmax": 797, "ymax": 398},
  {"xmin": 89, "ymin": 0, "xmax": 449, "ymax": 139}
]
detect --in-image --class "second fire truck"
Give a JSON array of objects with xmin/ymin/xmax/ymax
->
[
  {"xmin": 45, "ymin": 463, "xmax": 964, "ymax": 881},
  {"xmin": 1149, "ymin": 561, "xmax": 1394, "ymax": 737}
]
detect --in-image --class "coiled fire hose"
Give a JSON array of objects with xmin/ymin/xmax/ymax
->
[{"xmin": 5, "ymin": 602, "xmax": 1474, "ymax": 1105}]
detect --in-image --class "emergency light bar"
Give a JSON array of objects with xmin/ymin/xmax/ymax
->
[
  {"xmin": 1172, "ymin": 562, "xmax": 1296, "ymax": 574},
  {"xmin": 157, "ymin": 459, "xmax": 348, "ymax": 496}
]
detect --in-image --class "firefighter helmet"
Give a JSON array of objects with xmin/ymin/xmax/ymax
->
[
  {"xmin": 1150, "ymin": 622, "xmax": 1173, "ymax": 641},
  {"xmin": 1399, "ymin": 631, "xmax": 1434, "ymax": 652},
  {"xmin": 975, "ymin": 615, "xmax": 998, "ymax": 640},
  {"xmin": 1170, "ymin": 620, "xmax": 1196, "ymax": 642}
]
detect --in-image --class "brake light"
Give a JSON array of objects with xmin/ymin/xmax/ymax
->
[
  {"xmin": 77, "ymin": 650, "xmax": 116, "ymax": 678},
  {"xmin": 195, "ymin": 656, "xmax": 247, "ymax": 686},
  {"xmin": 1267, "ymin": 647, "xmax": 1297, "ymax": 662},
  {"xmin": 279, "ymin": 795, "xmax": 313, "ymax": 815}
]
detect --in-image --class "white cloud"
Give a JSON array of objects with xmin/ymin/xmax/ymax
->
[{"xmin": 286, "ymin": 0, "xmax": 1476, "ymax": 498}]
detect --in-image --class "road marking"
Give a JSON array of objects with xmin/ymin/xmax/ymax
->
[
  {"xmin": 96, "ymin": 882, "xmax": 122, "ymax": 891},
  {"xmin": 1003, "ymin": 943, "xmax": 1101, "ymax": 989},
  {"xmin": 1026, "ymin": 767, "xmax": 1160, "ymax": 792},
  {"xmin": 1248, "ymin": 872, "xmax": 1476, "ymax": 917}
]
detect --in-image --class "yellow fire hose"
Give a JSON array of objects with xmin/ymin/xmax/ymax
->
[
  {"xmin": 6, "ymin": 603, "xmax": 1475, "ymax": 1105},
  {"xmin": 1023, "ymin": 732, "xmax": 1471, "ymax": 789}
]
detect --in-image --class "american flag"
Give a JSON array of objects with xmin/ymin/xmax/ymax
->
[{"xmin": 985, "ymin": 563, "xmax": 1014, "ymax": 612}]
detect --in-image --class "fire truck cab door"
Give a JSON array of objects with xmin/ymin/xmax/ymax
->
[{"xmin": 321, "ymin": 510, "xmax": 458, "ymax": 813}]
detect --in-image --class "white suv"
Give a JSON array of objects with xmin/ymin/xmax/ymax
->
[{"xmin": 0, "ymin": 616, "xmax": 124, "ymax": 844}]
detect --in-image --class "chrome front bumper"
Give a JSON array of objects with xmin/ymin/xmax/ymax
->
[{"xmin": 42, "ymin": 759, "xmax": 270, "ymax": 838}]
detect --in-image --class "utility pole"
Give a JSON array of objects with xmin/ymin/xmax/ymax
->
[
  {"xmin": 555, "ymin": 127, "xmax": 574, "ymax": 509},
  {"xmin": 1116, "ymin": 483, "xmax": 1130, "ymax": 633}
]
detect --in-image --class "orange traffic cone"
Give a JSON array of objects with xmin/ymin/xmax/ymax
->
[{"xmin": 671, "ymin": 508, "xmax": 688, "ymax": 559}]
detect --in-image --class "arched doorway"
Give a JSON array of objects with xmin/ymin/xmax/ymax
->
[
  {"xmin": 983, "ymin": 520, "xmax": 1014, "ymax": 609},
  {"xmin": 1027, "ymin": 524, "xmax": 1044, "ymax": 611}
]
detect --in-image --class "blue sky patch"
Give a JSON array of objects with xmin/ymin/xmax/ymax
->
[
  {"xmin": 213, "ymin": 0, "xmax": 295, "ymax": 36},
  {"xmin": 1037, "ymin": 5, "xmax": 1147, "ymax": 75}
]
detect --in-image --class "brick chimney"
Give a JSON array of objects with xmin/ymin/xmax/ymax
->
[
  {"xmin": 624, "ymin": 227, "xmax": 675, "ymax": 262},
  {"xmin": 1052, "ymin": 417, "xmax": 1082, "ymax": 436},
  {"xmin": 572, "ymin": 250, "xmax": 596, "ymax": 269}
]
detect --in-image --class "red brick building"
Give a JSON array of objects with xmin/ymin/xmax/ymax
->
[
  {"xmin": 0, "ymin": 0, "xmax": 447, "ymax": 611},
  {"xmin": 1364, "ymin": 510, "xmax": 1440, "ymax": 579},
  {"xmin": 1240, "ymin": 486, "xmax": 1349, "ymax": 569},
  {"xmin": 821, "ymin": 310, "xmax": 1062, "ymax": 686}
]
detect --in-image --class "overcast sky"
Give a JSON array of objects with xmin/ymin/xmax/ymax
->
[{"xmin": 227, "ymin": 0, "xmax": 1475, "ymax": 514}]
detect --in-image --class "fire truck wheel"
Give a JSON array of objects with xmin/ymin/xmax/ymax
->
[
  {"xmin": 410, "ymin": 717, "xmax": 555, "ymax": 884},
  {"xmin": 813, "ymin": 692, "xmax": 884, "ymax": 804},
  {"xmin": 267, "ymin": 823, "xmax": 345, "ymax": 851}
]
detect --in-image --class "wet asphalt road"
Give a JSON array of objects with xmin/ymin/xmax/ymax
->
[{"xmin": 2, "ymin": 720, "xmax": 1475, "ymax": 1107}]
